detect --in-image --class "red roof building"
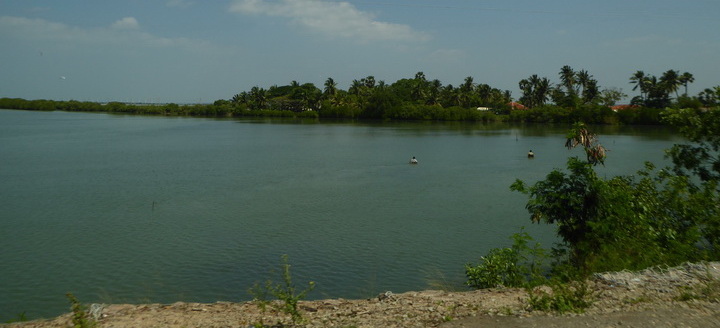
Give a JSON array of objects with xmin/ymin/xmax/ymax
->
[
  {"xmin": 610, "ymin": 105, "xmax": 639, "ymax": 111},
  {"xmin": 509, "ymin": 102, "xmax": 528, "ymax": 110}
]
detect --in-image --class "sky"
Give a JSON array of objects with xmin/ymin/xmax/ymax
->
[{"xmin": 1, "ymin": 0, "xmax": 718, "ymax": 104}]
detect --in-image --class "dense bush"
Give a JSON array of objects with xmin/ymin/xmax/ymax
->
[
  {"xmin": 465, "ymin": 231, "xmax": 547, "ymax": 289},
  {"xmin": 509, "ymin": 121, "xmax": 719, "ymax": 275},
  {"xmin": 469, "ymin": 115, "xmax": 720, "ymax": 292}
]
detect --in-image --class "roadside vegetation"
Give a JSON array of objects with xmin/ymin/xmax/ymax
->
[
  {"xmin": 465, "ymin": 109, "xmax": 720, "ymax": 313},
  {"xmin": 1, "ymin": 66, "xmax": 719, "ymax": 124},
  {"xmin": 248, "ymin": 255, "xmax": 316, "ymax": 327},
  {"xmin": 65, "ymin": 293, "xmax": 97, "ymax": 328}
]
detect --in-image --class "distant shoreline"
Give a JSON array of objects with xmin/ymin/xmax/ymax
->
[{"xmin": 0, "ymin": 97, "xmax": 682, "ymax": 125}]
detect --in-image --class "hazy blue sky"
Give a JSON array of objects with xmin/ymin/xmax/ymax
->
[{"xmin": 1, "ymin": 0, "xmax": 718, "ymax": 103}]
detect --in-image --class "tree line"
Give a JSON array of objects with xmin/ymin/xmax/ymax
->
[{"xmin": 2, "ymin": 66, "xmax": 719, "ymax": 124}]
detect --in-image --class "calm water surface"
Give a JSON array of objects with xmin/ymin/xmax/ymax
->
[{"xmin": 0, "ymin": 109, "xmax": 683, "ymax": 319}]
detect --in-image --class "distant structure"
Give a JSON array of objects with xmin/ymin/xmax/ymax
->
[{"xmin": 509, "ymin": 102, "xmax": 528, "ymax": 110}]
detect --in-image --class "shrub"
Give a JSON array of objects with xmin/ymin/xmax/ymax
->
[
  {"xmin": 249, "ymin": 255, "xmax": 315, "ymax": 326},
  {"xmin": 465, "ymin": 231, "xmax": 548, "ymax": 289},
  {"xmin": 511, "ymin": 122, "xmax": 718, "ymax": 275},
  {"xmin": 526, "ymin": 280, "xmax": 595, "ymax": 314},
  {"xmin": 66, "ymin": 293, "xmax": 96, "ymax": 328}
]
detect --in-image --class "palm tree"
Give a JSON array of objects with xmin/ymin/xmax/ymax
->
[
  {"xmin": 323, "ymin": 77, "xmax": 337, "ymax": 98},
  {"xmin": 576, "ymin": 70, "xmax": 591, "ymax": 92},
  {"xmin": 660, "ymin": 69, "xmax": 680, "ymax": 100},
  {"xmin": 519, "ymin": 75, "xmax": 549, "ymax": 108},
  {"xmin": 645, "ymin": 75, "xmax": 672, "ymax": 108},
  {"xmin": 412, "ymin": 72, "xmax": 428, "ymax": 103},
  {"xmin": 363, "ymin": 76, "xmax": 376, "ymax": 89},
  {"xmin": 459, "ymin": 76, "xmax": 475, "ymax": 107},
  {"xmin": 559, "ymin": 65, "xmax": 576, "ymax": 95},
  {"xmin": 249, "ymin": 86, "xmax": 267, "ymax": 110},
  {"xmin": 678, "ymin": 72, "xmax": 695, "ymax": 96},
  {"xmin": 377, "ymin": 80, "xmax": 387, "ymax": 90},
  {"xmin": 519, "ymin": 78, "xmax": 533, "ymax": 108},
  {"xmin": 476, "ymin": 84, "xmax": 491, "ymax": 106},
  {"xmin": 698, "ymin": 87, "xmax": 718, "ymax": 106},
  {"xmin": 534, "ymin": 77, "xmax": 551, "ymax": 107},
  {"xmin": 461, "ymin": 76, "xmax": 475, "ymax": 92},
  {"xmin": 426, "ymin": 79, "xmax": 442, "ymax": 105},
  {"xmin": 349, "ymin": 79, "xmax": 363, "ymax": 97},
  {"xmin": 575, "ymin": 70, "xmax": 598, "ymax": 104},
  {"xmin": 630, "ymin": 70, "xmax": 648, "ymax": 101},
  {"xmin": 582, "ymin": 79, "xmax": 599, "ymax": 104},
  {"xmin": 231, "ymin": 92, "xmax": 248, "ymax": 105},
  {"xmin": 441, "ymin": 84, "xmax": 460, "ymax": 107}
]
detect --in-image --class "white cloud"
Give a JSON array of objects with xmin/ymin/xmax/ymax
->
[
  {"xmin": 228, "ymin": 0, "xmax": 429, "ymax": 42},
  {"xmin": 0, "ymin": 16, "xmax": 211, "ymax": 50},
  {"xmin": 111, "ymin": 17, "xmax": 140, "ymax": 30}
]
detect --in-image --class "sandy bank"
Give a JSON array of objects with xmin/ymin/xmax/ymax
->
[{"xmin": 5, "ymin": 262, "xmax": 720, "ymax": 328}]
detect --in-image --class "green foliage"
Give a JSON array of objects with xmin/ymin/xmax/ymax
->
[
  {"xmin": 66, "ymin": 293, "xmax": 97, "ymax": 328},
  {"xmin": 615, "ymin": 106, "xmax": 664, "ymax": 125},
  {"xmin": 249, "ymin": 255, "xmax": 316, "ymax": 326},
  {"xmin": 673, "ymin": 96, "xmax": 704, "ymax": 110},
  {"xmin": 663, "ymin": 108, "xmax": 720, "ymax": 256},
  {"xmin": 525, "ymin": 280, "xmax": 595, "ymax": 314},
  {"xmin": 663, "ymin": 108, "xmax": 720, "ymax": 183},
  {"xmin": 512, "ymin": 121, "xmax": 720, "ymax": 276},
  {"xmin": 465, "ymin": 231, "xmax": 547, "ymax": 289},
  {"xmin": 0, "ymin": 67, "xmax": 713, "ymax": 123}
]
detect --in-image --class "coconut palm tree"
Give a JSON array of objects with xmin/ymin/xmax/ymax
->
[
  {"xmin": 576, "ymin": 70, "xmax": 590, "ymax": 91},
  {"xmin": 698, "ymin": 87, "xmax": 719, "ymax": 107},
  {"xmin": 630, "ymin": 70, "xmax": 648, "ymax": 101},
  {"xmin": 323, "ymin": 77, "xmax": 337, "ymax": 98},
  {"xmin": 411, "ymin": 72, "xmax": 428, "ymax": 103},
  {"xmin": 426, "ymin": 79, "xmax": 442, "ymax": 105},
  {"xmin": 535, "ymin": 77, "xmax": 551, "ymax": 107},
  {"xmin": 582, "ymin": 79, "xmax": 599, "ymax": 104},
  {"xmin": 660, "ymin": 69, "xmax": 680, "ymax": 100},
  {"xmin": 231, "ymin": 92, "xmax": 248, "ymax": 105},
  {"xmin": 559, "ymin": 65, "xmax": 576, "ymax": 95},
  {"xmin": 441, "ymin": 84, "xmax": 461, "ymax": 107},
  {"xmin": 518, "ymin": 78, "xmax": 533, "ymax": 108},
  {"xmin": 519, "ymin": 75, "xmax": 550, "ymax": 108},
  {"xmin": 476, "ymin": 83, "xmax": 491, "ymax": 106},
  {"xmin": 249, "ymin": 86, "xmax": 267, "ymax": 110},
  {"xmin": 678, "ymin": 72, "xmax": 695, "ymax": 96},
  {"xmin": 363, "ymin": 76, "xmax": 376, "ymax": 89},
  {"xmin": 644, "ymin": 75, "xmax": 672, "ymax": 108},
  {"xmin": 376, "ymin": 80, "xmax": 387, "ymax": 92},
  {"xmin": 349, "ymin": 79, "xmax": 363, "ymax": 97},
  {"xmin": 459, "ymin": 76, "xmax": 476, "ymax": 107}
]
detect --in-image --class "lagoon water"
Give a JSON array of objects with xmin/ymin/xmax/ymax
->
[{"xmin": 0, "ymin": 109, "xmax": 683, "ymax": 319}]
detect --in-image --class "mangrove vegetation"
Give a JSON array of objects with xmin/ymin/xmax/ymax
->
[{"xmin": 2, "ymin": 66, "xmax": 719, "ymax": 125}]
